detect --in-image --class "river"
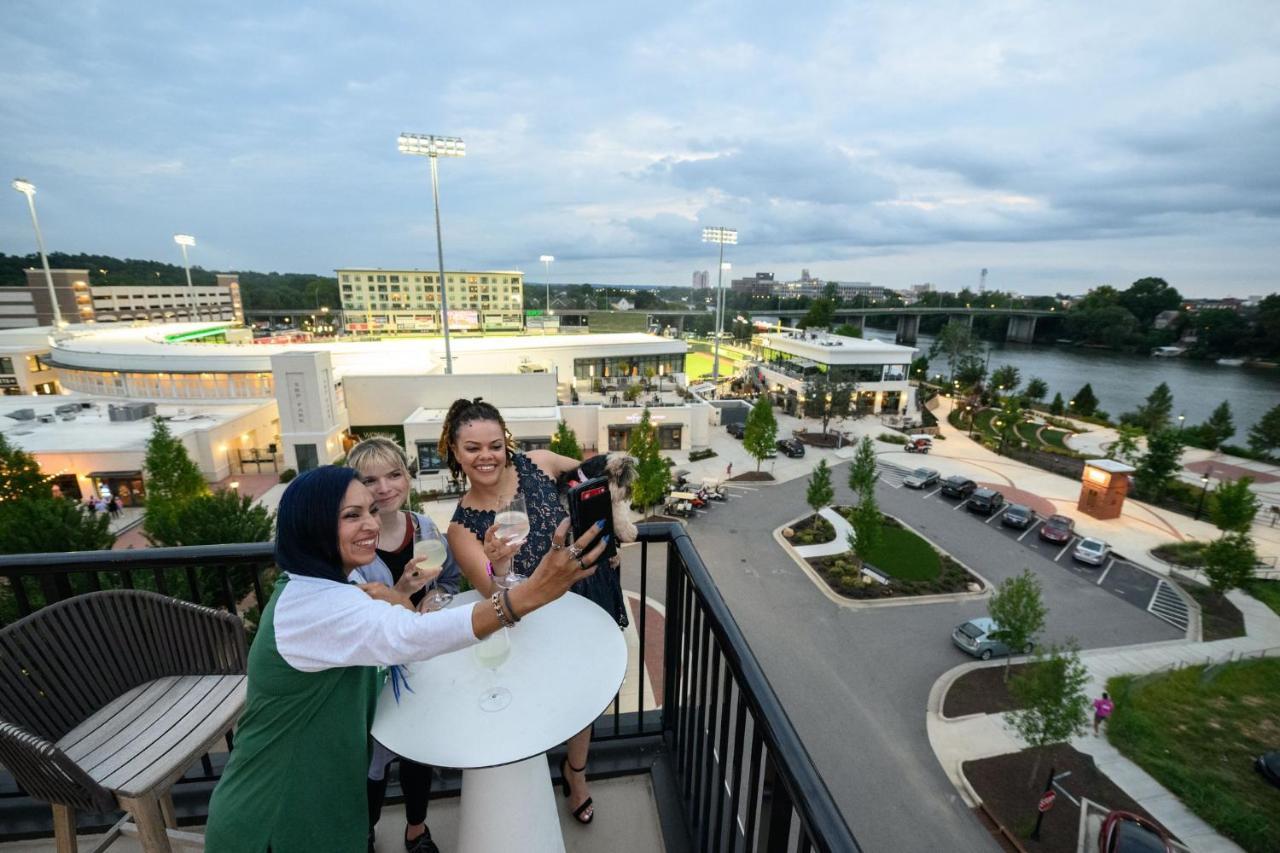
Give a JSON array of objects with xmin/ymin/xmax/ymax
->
[{"xmin": 860, "ymin": 329, "xmax": 1280, "ymax": 437}]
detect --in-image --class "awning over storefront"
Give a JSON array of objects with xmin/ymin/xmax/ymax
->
[{"xmin": 86, "ymin": 470, "xmax": 143, "ymax": 479}]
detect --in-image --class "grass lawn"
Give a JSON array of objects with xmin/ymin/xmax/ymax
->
[
  {"xmin": 684, "ymin": 351, "xmax": 736, "ymax": 379},
  {"xmin": 1038, "ymin": 427, "xmax": 1074, "ymax": 451},
  {"xmin": 1106, "ymin": 658, "xmax": 1280, "ymax": 851},
  {"xmin": 1014, "ymin": 421, "xmax": 1040, "ymax": 444},
  {"xmin": 860, "ymin": 522, "xmax": 941, "ymax": 580},
  {"xmin": 1243, "ymin": 579, "xmax": 1280, "ymax": 618},
  {"xmin": 972, "ymin": 408, "xmax": 999, "ymax": 438}
]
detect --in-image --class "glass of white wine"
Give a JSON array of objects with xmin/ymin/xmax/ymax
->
[
  {"xmin": 411, "ymin": 528, "xmax": 453, "ymax": 612},
  {"xmin": 492, "ymin": 494, "xmax": 530, "ymax": 587},
  {"xmin": 474, "ymin": 628, "xmax": 511, "ymax": 712}
]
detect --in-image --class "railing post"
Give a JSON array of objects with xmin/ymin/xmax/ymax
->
[
  {"xmin": 662, "ymin": 538, "xmax": 684, "ymax": 741},
  {"xmin": 755, "ymin": 751, "xmax": 795, "ymax": 852}
]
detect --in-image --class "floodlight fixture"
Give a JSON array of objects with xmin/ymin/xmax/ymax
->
[
  {"xmin": 701, "ymin": 225, "xmax": 738, "ymax": 392},
  {"xmin": 702, "ymin": 227, "xmax": 738, "ymax": 245},
  {"xmin": 11, "ymin": 178, "xmax": 63, "ymax": 326},
  {"xmin": 399, "ymin": 131, "xmax": 466, "ymax": 372},
  {"xmin": 173, "ymin": 234, "xmax": 197, "ymax": 315}
]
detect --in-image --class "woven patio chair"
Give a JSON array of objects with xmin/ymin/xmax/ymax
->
[{"xmin": 0, "ymin": 589, "xmax": 248, "ymax": 852}]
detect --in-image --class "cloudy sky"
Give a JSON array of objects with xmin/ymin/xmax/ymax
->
[{"xmin": 2, "ymin": 1, "xmax": 1277, "ymax": 296}]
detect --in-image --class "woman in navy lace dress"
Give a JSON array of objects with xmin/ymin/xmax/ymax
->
[{"xmin": 445, "ymin": 398, "xmax": 624, "ymax": 825}]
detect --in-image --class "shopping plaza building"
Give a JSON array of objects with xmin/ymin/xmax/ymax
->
[
  {"xmin": 336, "ymin": 268, "xmax": 524, "ymax": 334},
  {"xmin": 747, "ymin": 330, "xmax": 918, "ymax": 415}
]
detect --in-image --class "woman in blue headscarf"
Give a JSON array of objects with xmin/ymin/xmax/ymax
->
[{"xmin": 205, "ymin": 466, "xmax": 605, "ymax": 852}]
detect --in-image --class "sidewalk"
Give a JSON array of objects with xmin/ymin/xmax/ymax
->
[{"xmin": 928, "ymin": 590, "xmax": 1280, "ymax": 853}]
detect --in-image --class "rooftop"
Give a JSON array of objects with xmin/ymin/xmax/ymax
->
[{"xmin": 759, "ymin": 330, "xmax": 916, "ymax": 361}]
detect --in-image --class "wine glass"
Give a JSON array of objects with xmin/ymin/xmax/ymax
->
[
  {"xmin": 411, "ymin": 528, "xmax": 453, "ymax": 611},
  {"xmin": 474, "ymin": 628, "xmax": 512, "ymax": 712},
  {"xmin": 492, "ymin": 494, "xmax": 530, "ymax": 586}
]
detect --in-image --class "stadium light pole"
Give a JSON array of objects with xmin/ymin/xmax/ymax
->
[
  {"xmin": 399, "ymin": 132, "xmax": 465, "ymax": 374},
  {"xmin": 702, "ymin": 226, "xmax": 737, "ymax": 395},
  {"xmin": 173, "ymin": 234, "xmax": 197, "ymax": 318},
  {"xmin": 539, "ymin": 254, "xmax": 555, "ymax": 334},
  {"xmin": 11, "ymin": 179, "xmax": 63, "ymax": 327}
]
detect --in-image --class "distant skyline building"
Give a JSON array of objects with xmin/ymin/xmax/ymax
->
[
  {"xmin": 337, "ymin": 267, "xmax": 524, "ymax": 334},
  {"xmin": 692, "ymin": 270, "xmax": 709, "ymax": 290},
  {"xmin": 730, "ymin": 271, "xmax": 775, "ymax": 296}
]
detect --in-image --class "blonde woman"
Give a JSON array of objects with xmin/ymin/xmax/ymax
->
[{"xmin": 347, "ymin": 435, "xmax": 461, "ymax": 853}]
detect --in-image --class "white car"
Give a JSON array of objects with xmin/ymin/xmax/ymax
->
[
  {"xmin": 903, "ymin": 467, "xmax": 940, "ymax": 489},
  {"xmin": 1073, "ymin": 537, "xmax": 1110, "ymax": 566}
]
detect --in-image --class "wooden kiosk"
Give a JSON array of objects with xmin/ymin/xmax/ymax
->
[{"xmin": 1077, "ymin": 458, "xmax": 1136, "ymax": 520}]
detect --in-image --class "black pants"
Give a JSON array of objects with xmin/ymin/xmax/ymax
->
[{"xmin": 368, "ymin": 758, "xmax": 433, "ymax": 830}]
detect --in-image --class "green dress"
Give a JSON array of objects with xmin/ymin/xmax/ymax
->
[{"xmin": 205, "ymin": 576, "xmax": 379, "ymax": 853}]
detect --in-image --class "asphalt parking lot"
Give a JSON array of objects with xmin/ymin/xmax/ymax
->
[{"xmin": 877, "ymin": 461, "xmax": 1187, "ymax": 631}]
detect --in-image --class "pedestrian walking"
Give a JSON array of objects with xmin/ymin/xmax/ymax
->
[
  {"xmin": 109, "ymin": 495, "xmax": 122, "ymax": 519},
  {"xmin": 726, "ymin": 462, "xmax": 733, "ymax": 478},
  {"xmin": 1092, "ymin": 691, "xmax": 1114, "ymax": 735}
]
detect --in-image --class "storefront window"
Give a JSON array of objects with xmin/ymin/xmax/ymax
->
[{"xmin": 416, "ymin": 441, "xmax": 445, "ymax": 474}]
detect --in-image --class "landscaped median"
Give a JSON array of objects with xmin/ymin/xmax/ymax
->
[{"xmin": 777, "ymin": 506, "xmax": 987, "ymax": 604}]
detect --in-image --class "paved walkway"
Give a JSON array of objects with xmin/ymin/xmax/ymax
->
[
  {"xmin": 928, "ymin": 589, "xmax": 1280, "ymax": 853},
  {"xmin": 791, "ymin": 506, "xmax": 853, "ymax": 558}
]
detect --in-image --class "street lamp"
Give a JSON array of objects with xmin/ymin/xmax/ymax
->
[
  {"xmin": 399, "ymin": 132, "xmax": 465, "ymax": 374},
  {"xmin": 1177, "ymin": 413, "xmax": 1185, "ymax": 433},
  {"xmin": 539, "ymin": 255, "xmax": 554, "ymax": 330},
  {"xmin": 702, "ymin": 226, "xmax": 737, "ymax": 394},
  {"xmin": 173, "ymin": 234, "xmax": 197, "ymax": 318},
  {"xmin": 11, "ymin": 179, "xmax": 63, "ymax": 327},
  {"xmin": 1195, "ymin": 468, "xmax": 1213, "ymax": 520}
]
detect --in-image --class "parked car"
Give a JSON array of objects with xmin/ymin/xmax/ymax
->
[
  {"xmin": 1256, "ymin": 750, "xmax": 1280, "ymax": 790},
  {"xmin": 1074, "ymin": 537, "xmax": 1111, "ymax": 566},
  {"xmin": 951, "ymin": 617, "xmax": 1033, "ymax": 661},
  {"xmin": 940, "ymin": 476, "xmax": 977, "ymax": 499},
  {"xmin": 1097, "ymin": 810, "xmax": 1173, "ymax": 853},
  {"xmin": 776, "ymin": 438, "xmax": 805, "ymax": 458},
  {"xmin": 967, "ymin": 488, "xmax": 1005, "ymax": 515},
  {"xmin": 725, "ymin": 422, "xmax": 745, "ymax": 438},
  {"xmin": 1001, "ymin": 503, "xmax": 1035, "ymax": 529},
  {"xmin": 1039, "ymin": 514, "xmax": 1075, "ymax": 543},
  {"xmin": 903, "ymin": 467, "xmax": 940, "ymax": 489}
]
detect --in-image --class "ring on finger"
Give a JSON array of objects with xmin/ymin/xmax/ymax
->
[
  {"xmin": 574, "ymin": 555, "xmax": 586, "ymax": 569},
  {"xmin": 567, "ymin": 544, "xmax": 583, "ymax": 559}
]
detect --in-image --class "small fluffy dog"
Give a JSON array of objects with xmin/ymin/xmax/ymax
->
[{"xmin": 557, "ymin": 452, "xmax": 639, "ymax": 545}]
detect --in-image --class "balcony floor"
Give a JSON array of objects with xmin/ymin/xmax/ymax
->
[{"xmin": 0, "ymin": 774, "xmax": 665, "ymax": 853}]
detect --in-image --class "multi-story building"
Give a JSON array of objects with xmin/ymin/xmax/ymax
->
[
  {"xmin": 0, "ymin": 270, "xmax": 243, "ymax": 327},
  {"xmin": 336, "ymin": 268, "xmax": 524, "ymax": 334},
  {"xmin": 692, "ymin": 270, "xmax": 709, "ymax": 290},
  {"xmin": 772, "ymin": 278, "xmax": 884, "ymax": 301},
  {"xmin": 748, "ymin": 330, "xmax": 918, "ymax": 415},
  {"xmin": 730, "ymin": 272, "xmax": 775, "ymax": 296},
  {"xmin": 0, "ymin": 327, "xmax": 59, "ymax": 396}
]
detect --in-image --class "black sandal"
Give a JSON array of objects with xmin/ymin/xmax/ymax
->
[{"xmin": 559, "ymin": 757, "xmax": 594, "ymax": 824}]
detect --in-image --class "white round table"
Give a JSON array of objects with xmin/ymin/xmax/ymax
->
[{"xmin": 371, "ymin": 590, "xmax": 627, "ymax": 853}]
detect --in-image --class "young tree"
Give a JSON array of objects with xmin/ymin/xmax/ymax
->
[
  {"xmin": 1071, "ymin": 383, "xmax": 1099, "ymax": 417},
  {"xmin": 833, "ymin": 323, "xmax": 862, "ymax": 338},
  {"xmin": 743, "ymin": 395, "xmax": 778, "ymax": 472},
  {"xmin": 987, "ymin": 570, "xmax": 1047, "ymax": 681},
  {"xmin": 798, "ymin": 296, "xmax": 835, "ymax": 329},
  {"xmin": 802, "ymin": 374, "xmax": 854, "ymax": 434},
  {"xmin": 989, "ymin": 364, "xmax": 1021, "ymax": 395},
  {"xmin": 1208, "ymin": 477, "xmax": 1259, "ymax": 534},
  {"xmin": 806, "ymin": 458, "xmax": 834, "ymax": 512},
  {"xmin": 1048, "ymin": 392, "xmax": 1065, "ymax": 416},
  {"xmin": 1202, "ymin": 401, "xmax": 1235, "ymax": 449},
  {"xmin": 549, "ymin": 420, "xmax": 583, "ymax": 461},
  {"xmin": 1024, "ymin": 377, "xmax": 1048, "ymax": 404},
  {"xmin": 143, "ymin": 418, "xmax": 207, "ymax": 505},
  {"xmin": 1007, "ymin": 643, "xmax": 1090, "ymax": 784},
  {"xmin": 847, "ymin": 436, "xmax": 878, "ymax": 494},
  {"xmin": 1133, "ymin": 428, "xmax": 1184, "ymax": 501},
  {"xmin": 0, "ymin": 433, "xmax": 49, "ymax": 502},
  {"xmin": 1202, "ymin": 533, "xmax": 1256, "ymax": 595},
  {"xmin": 628, "ymin": 408, "xmax": 668, "ymax": 518},
  {"xmin": 0, "ymin": 497, "xmax": 115, "ymax": 555},
  {"xmin": 929, "ymin": 321, "xmax": 983, "ymax": 383},
  {"xmin": 847, "ymin": 494, "xmax": 882, "ymax": 560},
  {"xmin": 1248, "ymin": 404, "xmax": 1280, "ymax": 455},
  {"xmin": 993, "ymin": 396, "xmax": 1028, "ymax": 453},
  {"xmin": 1109, "ymin": 424, "xmax": 1144, "ymax": 464},
  {"xmin": 1122, "ymin": 382, "xmax": 1174, "ymax": 432}
]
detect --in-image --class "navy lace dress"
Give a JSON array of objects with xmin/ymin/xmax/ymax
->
[{"xmin": 451, "ymin": 453, "xmax": 628, "ymax": 628}]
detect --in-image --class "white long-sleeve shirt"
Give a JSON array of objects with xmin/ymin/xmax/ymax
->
[{"xmin": 273, "ymin": 572, "xmax": 477, "ymax": 672}]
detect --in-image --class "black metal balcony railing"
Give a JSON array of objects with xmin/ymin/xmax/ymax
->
[{"xmin": 0, "ymin": 523, "xmax": 859, "ymax": 853}]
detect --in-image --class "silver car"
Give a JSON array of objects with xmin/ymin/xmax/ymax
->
[
  {"xmin": 903, "ymin": 467, "xmax": 940, "ymax": 489},
  {"xmin": 1073, "ymin": 537, "xmax": 1110, "ymax": 566},
  {"xmin": 952, "ymin": 617, "xmax": 1034, "ymax": 661}
]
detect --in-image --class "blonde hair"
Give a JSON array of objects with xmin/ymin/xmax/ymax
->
[{"xmin": 346, "ymin": 435, "xmax": 415, "ymax": 484}]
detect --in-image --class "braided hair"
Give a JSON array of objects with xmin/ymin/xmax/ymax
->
[{"xmin": 438, "ymin": 397, "xmax": 515, "ymax": 480}]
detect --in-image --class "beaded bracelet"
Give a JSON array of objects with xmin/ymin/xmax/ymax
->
[{"xmin": 491, "ymin": 592, "xmax": 512, "ymax": 628}]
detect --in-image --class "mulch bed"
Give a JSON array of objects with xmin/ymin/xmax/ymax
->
[
  {"xmin": 943, "ymin": 664, "xmax": 1033, "ymax": 717},
  {"xmin": 788, "ymin": 512, "xmax": 836, "ymax": 546},
  {"xmin": 728, "ymin": 471, "xmax": 775, "ymax": 482},
  {"xmin": 964, "ymin": 746, "xmax": 1177, "ymax": 853},
  {"xmin": 1174, "ymin": 581, "xmax": 1245, "ymax": 640},
  {"xmin": 794, "ymin": 430, "xmax": 844, "ymax": 448}
]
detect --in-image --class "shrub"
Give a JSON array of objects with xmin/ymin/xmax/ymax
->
[
  {"xmin": 877, "ymin": 432, "xmax": 908, "ymax": 445},
  {"xmin": 689, "ymin": 448, "xmax": 718, "ymax": 461},
  {"xmin": 279, "ymin": 468, "xmax": 297, "ymax": 483}
]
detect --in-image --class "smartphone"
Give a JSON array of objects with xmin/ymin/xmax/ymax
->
[{"xmin": 567, "ymin": 476, "xmax": 613, "ymax": 555}]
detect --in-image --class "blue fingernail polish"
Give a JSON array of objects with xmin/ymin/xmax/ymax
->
[
  {"xmin": 595, "ymin": 519, "xmax": 605, "ymax": 528},
  {"xmin": 602, "ymin": 534, "xmax": 610, "ymax": 543}
]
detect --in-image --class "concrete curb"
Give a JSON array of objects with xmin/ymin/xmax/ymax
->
[
  {"xmin": 773, "ymin": 510, "xmax": 991, "ymax": 611},
  {"xmin": 931, "ymin": 658, "xmax": 1027, "ymax": 722}
]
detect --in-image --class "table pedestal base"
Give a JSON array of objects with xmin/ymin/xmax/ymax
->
[{"xmin": 458, "ymin": 754, "xmax": 565, "ymax": 853}]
